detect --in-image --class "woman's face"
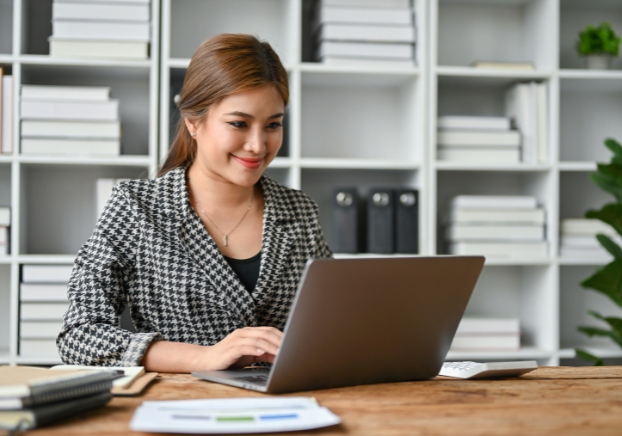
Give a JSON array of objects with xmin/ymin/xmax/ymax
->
[{"xmin": 186, "ymin": 84, "xmax": 285, "ymax": 187}]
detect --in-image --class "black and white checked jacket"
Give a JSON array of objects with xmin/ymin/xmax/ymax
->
[{"xmin": 57, "ymin": 166, "xmax": 333, "ymax": 367}]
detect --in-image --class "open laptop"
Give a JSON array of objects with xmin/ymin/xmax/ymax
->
[{"xmin": 193, "ymin": 256, "xmax": 485, "ymax": 393}]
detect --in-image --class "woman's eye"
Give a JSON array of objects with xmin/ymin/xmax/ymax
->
[
  {"xmin": 268, "ymin": 122, "xmax": 283, "ymax": 129},
  {"xmin": 227, "ymin": 121, "xmax": 247, "ymax": 128}
]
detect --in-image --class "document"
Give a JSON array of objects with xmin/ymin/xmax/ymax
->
[{"xmin": 129, "ymin": 397, "xmax": 341, "ymax": 433}]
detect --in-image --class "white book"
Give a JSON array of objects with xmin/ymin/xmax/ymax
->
[
  {"xmin": 456, "ymin": 318, "xmax": 520, "ymax": 335},
  {"xmin": 451, "ymin": 195, "xmax": 538, "ymax": 209},
  {"xmin": 22, "ymin": 264, "xmax": 74, "ymax": 283},
  {"xmin": 321, "ymin": 57, "xmax": 414, "ymax": 67},
  {"xmin": 20, "ymin": 302, "xmax": 70, "ymax": 320},
  {"xmin": 561, "ymin": 235, "xmax": 622, "ymax": 248},
  {"xmin": 21, "ymin": 85, "xmax": 110, "ymax": 101},
  {"xmin": 21, "ymin": 120, "xmax": 120, "ymax": 139},
  {"xmin": 20, "ymin": 99, "xmax": 119, "ymax": 121},
  {"xmin": 505, "ymin": 83, "xmax": 536, "ymax": 164},
  {"xmin": 315, "ymin": 6, "xmax": 413, "ymax": 26},
  {"xmin": 447, "ymin": 208, "xmax": 545, "ymax": 224},
  {"xmin": 450, "ymin": 242, "xmax": 548, "ymax": 257},
  {"xmin": 561, "ymin": 218, "xmax": 615, "ymax": 236},
  {"xmin": 536, "ymin": 82, "xmax": 548, "ymax": 163},
  {"xmin": 51, "ymin": 365, "xmax": 145, "ymax": 389},
  {"xmin": 437, "ymin": 147, "xmax": 520, "ymax": 163},
  {"xmin": 560, "ymin": 247, "xmax": 610, "ymax": 257},
  {"xmin": 19, "ymin": 339, "xmax": 60, "ymax": 357},
  {"xmin": 20, "ymin": 284, "xmax": 68, "ymax": 302},
  {"xmin": 0, "ymin": 245, "xmax": 8, "ymax": 256},
  {"xmin": 20, "ymin": 321, "xmax": 64, "ymax": 339},
  {"xmin": 0, "ymin": 226, "xmax": 8, "ymax": 244},
  {"xmin": 53, "ymin": 3, "xmax": 150, "ymax": 21},
  {"xmin": 49, "ymin": 38, "xmax": 149, "ymax": 59},
  {"xmin": 316, "ymin": 23, "xmax": 416, "ymax": 43},
  {"xmin": 320, "ymin": 0, "xmax": 411, "ymax": 7},
  {"xmin": 450, "ymin": 334, "xmax": 520, "ymax": 350},
  {"xmin": 437, "ymin": 131, "xmax": 521, "ymax": 147},
  {"xmin": 2, "ymin": 76, "xmax": 13, "ymax": 154},
  {"xmin": 52, "ymin": 20, "xmax": 151, "ymax": 42},
  {"xmin": 318, "ymin": 40, "xmax": 413, "ymax": 59},
  {"xmin": 21, "ymin": 138, "xmax": 120, "ymax": 155},
  {"xmin": 0, "ymin": 207, "xmax": 9, "ymax": 226},
  {"xmin": 55, "ymin": 0, "xmax": 150, "ymax": 3},
  {"xmin": 446, "ymin": 224, "xmax": 544, "ymax": 241},
  {"xmin": 437, "ymin": 116, "xmax": 511, "ymax": 131}
]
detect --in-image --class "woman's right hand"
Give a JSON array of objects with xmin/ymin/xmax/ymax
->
[{"xmin": 194, "ymin": 326, "xmax": 283, "ymax": 371}]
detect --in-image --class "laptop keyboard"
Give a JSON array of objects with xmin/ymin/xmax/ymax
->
[{"xmin": 233, "ymin": 374, "xmax": 269, "ymax": 385}]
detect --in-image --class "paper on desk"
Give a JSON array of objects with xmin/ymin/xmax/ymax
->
[
  {"xmin": 129, "ymin": 397, "xmax": 341, "ymax": 434},
  {"xmin": 50, "ymin": 365, "xmax": 145, "ymax": 389}
]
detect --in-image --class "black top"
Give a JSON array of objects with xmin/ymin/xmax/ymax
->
[{"xmin": 223, "ymin": 251, "xmax": 262, "ymax": 292}]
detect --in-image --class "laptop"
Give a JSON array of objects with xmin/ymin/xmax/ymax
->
[{"xmin": 193, "ymin": 256, "xmax": 485, "ymax": 393}]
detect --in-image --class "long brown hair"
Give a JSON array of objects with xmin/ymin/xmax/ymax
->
[{"xmin": 158, "ymin": 34, "xmax": 289, "ymax": 176}]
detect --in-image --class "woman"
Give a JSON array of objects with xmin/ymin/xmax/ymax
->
[{"xmin": 57, "ymin": 34, "xmax": 332, "ymax": 372}]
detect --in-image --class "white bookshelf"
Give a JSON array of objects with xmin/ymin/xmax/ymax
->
[
  {"xmin": 0, "ymin": 0, "xmax": 161, "ymax": 365},
  {"xmin": 1, "ymin": 0, "xmax": 621, "ymax": 367}
]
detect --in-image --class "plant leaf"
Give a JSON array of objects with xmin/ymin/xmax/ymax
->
[
  {"xmin": 586, "ymin": 204, "xmax": 622, "ymax": 237},
  {"xmin": 578, "ymin": 326, "xmax": 622, "ymax": 348},
  {"xmin": 581, "ymin": 259, "xmax": 622, "ymax": 308},
  {"xmin": 591, "ymin": 164, "xmax": 622, "ymax": 203},
  {"xmin": 596, "ymin": 234, "xmax": 622, "ymax": 260},
  {"xmin": 605, "ymin": 138, "xmax": 622, "ymax": 165},
  {"xmin": 588, "ymin": 310, "xmax": 622, "ymax": 339},
  {"xmin": 575, "ymin": 349, "xmax": 605, "ymax": 366}
]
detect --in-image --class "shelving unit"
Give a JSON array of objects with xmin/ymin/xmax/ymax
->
[
  {"xmin": 1, "ymin": 0, "xmax": 621, "ymax": 367},
  {"xmin": 0, "ymin": 0, "xmax": 160, "ymax": 365}
]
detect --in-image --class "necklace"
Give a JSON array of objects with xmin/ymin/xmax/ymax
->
[{"xmin": 192, "ymin": 189, "xmax": 254, "ymax": 247}]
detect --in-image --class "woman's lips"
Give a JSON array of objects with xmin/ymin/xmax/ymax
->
[{"xmin": 232, "ymin": 155, "xmax": 264, "ymax": 169}]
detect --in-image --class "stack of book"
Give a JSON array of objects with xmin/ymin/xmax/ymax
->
[
  {"xmin": 313, "ymin": 0, "xmax": 416, "ymax": 66},
  {"xmin": 0, "ymin": 366, "xmax": 113, "ymax": 431},
  {"xmin": 505, "ymin": 81, "xmax": 548, "ymax": 164},
  {"xmin": 0, "ymin": 207, "xmax": 9, "ymax": 256},
  {"xmin": 20, "ymin": 85, "xmax": 121, "ymax": 156},
  {"xmin": 19, "ymin": 265, "xmax": 73, "ymax": 358},
  {"xmin": 1, "ymin": 69, "xmax": 13, "ymax": 154},
  {"xmin": 446, "ymin": 195, "xmax": 548, "ymax": 258},
  {"xmin": 450, "ymin": 317, "xmax": 520, "ymax": 351},
  {"xmin": 437, "ymin": 116, "xmax": 520, "ymax": 164},
  {"xmin": 49, "ymin": 0, "xmax": 151, "ymax": 59},
  {"xmin": 560, "ymin": 218, "xmax": 621, "ymax": 257}
]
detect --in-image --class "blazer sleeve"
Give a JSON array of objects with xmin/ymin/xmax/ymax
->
[
  {"xmin": 312, "ymin": 202, "xmax": 333, "ymax": 259},
  {"xmin": 56, "ymin": 184, "xmax": 161, "ymax": 367}
]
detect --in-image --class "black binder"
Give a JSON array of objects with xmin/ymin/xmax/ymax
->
[
  {"xmin": 331, "ymin": 187, "xmax": 360, "ymax": 253},
  {"xmin": 396, "ymin": 189, "xmax": 419, "ymax": 253},
  {"xmin": 366, "ymin": 188, "xmax": 395, "ymax": 253}
]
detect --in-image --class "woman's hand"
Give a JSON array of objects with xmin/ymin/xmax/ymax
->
[{"xmin": 194, "ymin": 326, "xmax": 283, "ymax": 370}]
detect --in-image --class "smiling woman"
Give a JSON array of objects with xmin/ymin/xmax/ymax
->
[{"xmin": 56, "ymin": 34, "xmax": 333, "ymax": 373}]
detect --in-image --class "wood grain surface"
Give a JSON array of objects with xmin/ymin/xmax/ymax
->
[{"xmin": 22, "ymin": 366, "xmax": 622, "ymax": 436}]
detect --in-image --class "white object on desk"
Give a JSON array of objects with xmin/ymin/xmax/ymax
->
[
  {"xmin": 440, "ymin": 361, "xmax": 538, "ymax": 379},
  {"xmin": 50, "ymin": 365, "xmax": 144, "ymax": 389}
]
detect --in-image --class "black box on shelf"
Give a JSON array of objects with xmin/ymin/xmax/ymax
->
[
  {"xmin": 331, "ymin": 187, "xmax": 361, "ymax": 254},
  {"xmin": 396, "ymin": 188, "xmax": 419, "ymax": 254},
  {"xmin": 366, "ymin": 188, "xmax": 395, "ymax": 254}
]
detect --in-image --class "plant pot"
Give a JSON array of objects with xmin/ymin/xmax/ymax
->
[{"xmin": 584, "ymin": 54, "xmax": 613, "ymax": 70}]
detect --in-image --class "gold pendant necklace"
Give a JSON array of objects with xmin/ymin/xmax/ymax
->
[{"xmin": 192, "ymin": 190, "xmax": 254, "ymax": 247}]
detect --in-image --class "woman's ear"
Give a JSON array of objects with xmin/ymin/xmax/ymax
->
[{"xmin": 184, "ymin": 118, "xmax": 198, "ymax": 136}]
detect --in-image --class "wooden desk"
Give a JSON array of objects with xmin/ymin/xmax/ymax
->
[{"xmin": 26, "ymin": 366, "xmax": 622, "ymax": 436}]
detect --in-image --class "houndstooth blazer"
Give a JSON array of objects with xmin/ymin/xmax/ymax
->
[{"xmin": 57, "ymin": 166, "xmax": 333, "ymax": 367}]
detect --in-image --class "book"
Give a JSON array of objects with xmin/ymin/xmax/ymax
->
[
  {"xmin": 447, "ymin": 208, "xmax": 545, "ymax": 224},
  {"xmin": 54, "ymin": 0, "xmax": 150, "ymax": 3},
  {"xmin": 0, "ymin": 226, "xmax": 8, "ymax": 244},
  {"xmin": 2, "ymin": 75, "xmax": 13, "ymax": 154},
  {"xmin": 20, "ymin": 321, "xmax": 64, "ymax": 339},
  {"xmin": 20, "ymin": 100, "xmax": 119, "ymax": 121},
  {"xmin": 50, "ymin": 365, "xmax": 145, "ymax": 390},
  {"xmin": 0, "ymin": 208, "xmax": 8, "ymax": 226},
  {"xmin": 22, "ymin": 264, "xmax": 74, "ymax": 283},
  {"xmin": 314, "ymin": 6, "xmax": 413, "ymax": 26},
  {"xmin": 536, "ymin": 82, "xmax": 548, "ymax": 163},
  {"xmin": 20, "ymin": 303, "xmax": 69, "ymax": 320},
  {"xmin": 316, "ymin": 23, "xmax": 416, "ymax": 43},
  {"xmin": 437, "ymin": 147, "xmax": 520, "ymax": 163},
  {"xmin": 450, "ymin": 195, "xmax": 538, "ymax": 209},
  {"xmin": 446, "ymin": 224, "xmax": 544, "ymax": 241},
  {"xmin": 505, "ymin": 82, "xmax": 548, "ymax": 164},
  {"xmin": 21, "ymin": 138, "xmax": 121, "ymax": 156},
  {"xmin": 470, "ymin": 61, "xmax": 535, "ymax": 70},
  {"xmin": 0, "ymin": 391, "xmax": 112, "ymax": 430},
  {"xmin": 21, "ymin": 120, "xmax": 121, "ymax": 139},
  {"xmin": 320, "ymin": 0, "xmax": 411, "ymax": 7},
  {"xmin": 0, "ymin": 366, "xmax": 114, "ymax": 409},
  {"xmin": 561, "ymin": 235, "xmax": 622, "ymax": 247},
  {"xmin": 321, "ymin": 57, "xmax": 415, "ymax": 67},
  {"xmin": 0, "ymin": 245, "xmax": 7, "ymax": 256},
  {"xmin": 20, "ymin": 284, "xmax": 68, "ymax": 302},
  {"xmin": 49, "ymin": 39, "xmax": 149, "ymax": 59},
  {"xmin": 449, "ymin": 241, "xmax": 548, "ymax": 257},
  {"xmin": 52, "ymin": 20, "xmax": 151, "ymax": 42},
  {"xmin": 437, "ymin": 116, "xmax": 511, "ymax": 131},
  {"xmin": 0, "ymin": 68, "xmax": 3, "ymax": 153},
  {"xmin": 560, "ymin": 247, "xmax": 611, "ymax": 257},
  {"xmin": 21, "ymin": 85, "xmax": 110, "ymax": 101},
  {"xmin": 561, "ymin": 218, "xmax": 615, "ymax": 236},
  {"xmin": 437, "ymin": 130, "xmax": 521, "ymax": 147},
  {"xmin": 318, "ymin": 40, "xmax": 413, "ymax": 59},
  {"xmin": 450, "ymin": 334, "xmax": 520, "ymax": 350},
  {"xmin": 52, "ymin": 2, "xmax": 150, "ymax": 21},
  {"xmin": 456, "ymin": 318, "xmax": 520, "ymax": 335}
]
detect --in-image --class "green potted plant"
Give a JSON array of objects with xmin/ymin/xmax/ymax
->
[
  {"xmin": 576, "ymin": 22, "xmax": 621, "ymax": 70},
  {"xmin": 575, "ymin": 138, "xmax": 622, "ymax": 366}
]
